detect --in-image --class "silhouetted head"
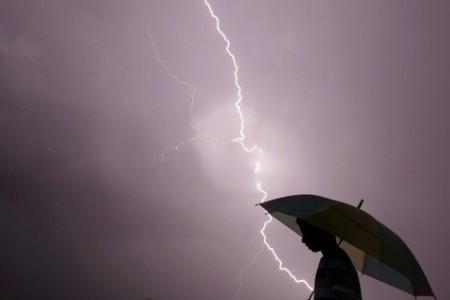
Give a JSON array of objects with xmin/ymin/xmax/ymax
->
[{"xmin": 296, "ymin": 217, "xmax": 337, "ymax": 253}]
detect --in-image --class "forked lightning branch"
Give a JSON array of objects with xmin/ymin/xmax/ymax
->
[{"xmin": 151, "ymin": 0, "xmax": 313, "ymax": 297}]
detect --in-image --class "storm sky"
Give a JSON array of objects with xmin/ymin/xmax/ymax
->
[{"xmin": 1, "ymin": 1, "xmax": 449, "ymax": 299}]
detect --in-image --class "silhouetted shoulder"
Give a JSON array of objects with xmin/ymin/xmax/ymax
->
[{"xmin": 314, "ymin": 249, "xmax": 362, "ymax": 300}]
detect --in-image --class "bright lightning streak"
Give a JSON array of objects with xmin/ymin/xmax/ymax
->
[
  {"xmin": 202, "ymin": 0, "xmax": 256, "ymax": 153},
  {"xmin": 202, "ymin": 0, "xmax": 314, "ymax": 296},
  {"xmin": 260, "ymin": 216, "xmax": 313, "ymax": 290}
]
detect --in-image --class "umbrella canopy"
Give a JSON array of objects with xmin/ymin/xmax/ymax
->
[{"xmin": 259, "ymin": 194, "xmax": 435, "ymax": 299}]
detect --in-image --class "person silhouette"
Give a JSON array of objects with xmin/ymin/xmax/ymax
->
[{"xmin": 297, "ymin": 217, "xmax": 362, "ymax": 300}]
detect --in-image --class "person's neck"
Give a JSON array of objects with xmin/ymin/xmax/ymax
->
[{"xmin": 321, "ymin": 242, "xmax": 340, "ymax": 257}]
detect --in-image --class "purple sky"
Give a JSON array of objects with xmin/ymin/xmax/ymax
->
[{"xmin": 1, "ymin": 1, "xmax": 449, "ymax": 299}]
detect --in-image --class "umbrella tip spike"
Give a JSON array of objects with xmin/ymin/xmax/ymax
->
[{"xmin": 357, "ymin": 199, "xmax": 364, "ymax": 209}]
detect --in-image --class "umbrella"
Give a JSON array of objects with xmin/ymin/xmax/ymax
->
[{"xmin": 259, "ymin": 194, "xmax": 436, "ymax": 299}]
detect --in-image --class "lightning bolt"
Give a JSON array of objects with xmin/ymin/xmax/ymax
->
[
  {"xmin": 149, "ymin": 33, "xmax": 210, "ymax": 161},
  {"xmin": 155, "ymin": 133, "xmax": 211, "ymax": 162},
  {"xmin": 148, "ymin": 33, "xmax": 196, "ymax": 117},
  {"xmin": 234, "ymin": 246, "xmax": 265, "ymax": 300},
  {"xmin": 202, "ymin": 0, "xmax": 314, "ymax": 297},
  {"xmin": 149, "ymin": 1, "xmax": 313, "ymax": 297}
]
